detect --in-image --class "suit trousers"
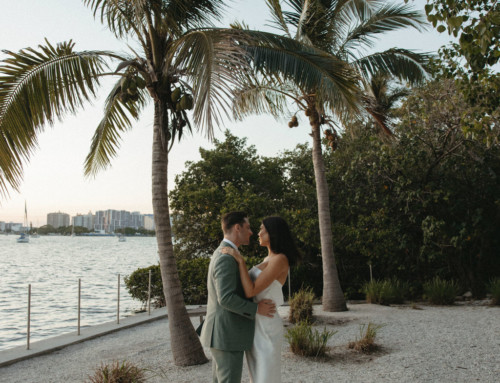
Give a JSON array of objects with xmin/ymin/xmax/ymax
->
[{"xmin": 211, "ymin": 347, "xmax": 244, "ymax": 383}]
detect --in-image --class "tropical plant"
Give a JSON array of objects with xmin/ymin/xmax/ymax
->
[
  {"xmin": 0, "ymin": 0, "xmax": 364, "ymax": 366},
  {"xmin": 124, "ymin": 264, "xmax": 165, "ymax": 309},
  {"xmin": 232, "ymin": 0, "xmax": 429, "ymax": 312},
  {"xmin": 363, "ymin": 278, "xmax": 409, "ymax": 305},
  {"xmin": 285, "ymin": 320, "xmax": 337, "ymax": 357},
  {"xmin": 86, "ymin": 360, "xmax": 146, "ymax": 383},
  {"xmin": 489, "ymin": 278, "xmax": 500, "ymax": 306},
  {"xmin": 348, "ymin": 322, "xmax": 384, "ymax": 353},
  {"xmin": 289, "ymin": 287, "xmax": 315, "ymax": 324},
  {"xmin": 421, "ymin": 0, "xmax": 500, "ymax": 72},
  {"xmin": 423, "ymin": 277, "xmax": 459, "ymax": 305}
]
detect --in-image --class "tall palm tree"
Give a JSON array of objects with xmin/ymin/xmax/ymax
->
[
  {"xmin": 233, "ymin": 0, "xmax": 430, "ymax": 311},
  {"xmin": 0, "ymin": 0, "xmax": 360, "ymax": 365}
]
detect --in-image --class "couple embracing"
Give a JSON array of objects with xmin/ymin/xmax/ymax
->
[{"xmin": 200, "ymin": 211, "xmax": 299, "ymax": 383}]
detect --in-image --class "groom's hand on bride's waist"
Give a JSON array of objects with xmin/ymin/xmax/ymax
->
[{"xmin": 257, "ymin": 299, "xmax": 276, "ymax": 318}]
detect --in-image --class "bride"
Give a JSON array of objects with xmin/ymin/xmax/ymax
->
[{"xmin": 222, "ymin": 216, "xmax": 299, "ymax": 383}]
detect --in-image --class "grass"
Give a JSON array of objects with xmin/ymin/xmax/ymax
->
[
  {"xmin": 86, "ymin": 360, "xmax": 146, "ymax": 383},
  {"xmin": 348, "ymin": 322, "xmax": 385, "ymax": 353},
  {"xmin": 363, "ymin": 278, "xmax": 409, "ymax": 305},
  {"xmin": 423, "ymin": 277, "xmax": 459, "ymax": 305},
  {"xmin": 289, "ymin": 287, "xmax": 315, "ymax": 324},
  {"xmin": 285, "ymin": 321, "xmax": 337, "ymax": 357},
  {"xmin": 489, "ymin": 277, "xmax": 500, "ymax": 305}
]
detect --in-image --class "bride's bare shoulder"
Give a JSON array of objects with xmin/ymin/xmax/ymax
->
[{"xmin": 270, "ymin": 252, "xmax": 289, "ymax": 266}]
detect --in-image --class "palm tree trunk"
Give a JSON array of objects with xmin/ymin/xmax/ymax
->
[
  {"xmin": 309, "ymin": 115, "xmax": 347, "ymax": 312},
  {"xmin": 152, "ymin": 99, "xmax": 208, "ymax": 366}
]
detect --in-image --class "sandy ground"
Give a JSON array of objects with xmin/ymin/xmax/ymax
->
[{"xmin": 0, "ymin": 303, "xmax": 498, "ymax": 383}]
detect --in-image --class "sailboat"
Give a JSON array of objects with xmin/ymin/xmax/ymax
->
[{"xmin": 17, "ymin": 202, "xmax": 29, "ymax": 243}]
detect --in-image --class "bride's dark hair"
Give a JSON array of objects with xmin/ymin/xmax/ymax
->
[{"xmin": 262, "ymin": 216, "xmax": 300, "ymax": 267}]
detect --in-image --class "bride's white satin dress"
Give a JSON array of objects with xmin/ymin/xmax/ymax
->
[{"xmin": 246, "ymin": 266, "xmax": 284, "ymax": 383}]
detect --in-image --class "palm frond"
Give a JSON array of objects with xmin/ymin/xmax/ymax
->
[
  {"xmin": 83, "ymin": 0, "xmax": 146, "ymax": 40},
  {"xmin": 171, "ymin": 29, "xmax": 251, "ymax": 138},
  {"xmin": 0, "ymin": 39, "xmax": 115, "ymax": 196},
  {"xmin": 341, "ymin": 2, "xmax": 427, "ymax": 53},
  {"xmin": 239, "ymin": 30, "xmax": 361, "ymax": 114},
  {"xmin": 232, "ymin": 80, "xmax": 295, "ymax": 121},
  {"xmin": 265, "ymin": 0, "xmax": 292, "ymax": 37},
  {"xmin": 355, "ymin": 48, "xmax": 432, "ymax": 84},
  {"xmin": 163, "ymin": 0, "xmax": 227, "ymax": 33},
  {"xmin": 84, "ymin": 77, "xmax": 147, "ymax": 177}
]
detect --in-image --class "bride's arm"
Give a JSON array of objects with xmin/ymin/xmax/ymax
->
[{"xmin": 221, "ymin": 248, "xmax": 288, "ymax": 298}]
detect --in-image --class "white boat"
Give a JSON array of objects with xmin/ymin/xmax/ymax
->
[
  {"xmin": 118, "ymin": 234, "xmax": 126, "ymax": 242},
  {"xmin": 17, "ymin": 202, "xmax": 29, "ymax": 243},
  {"xmin": 17, "ymin": 232, "xmax": 29, "ymax": 243}
]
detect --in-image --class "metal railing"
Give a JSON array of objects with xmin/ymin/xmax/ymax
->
[{"xmin": 25, "ymin": 272, "xmax": 155, "ymax": 350}]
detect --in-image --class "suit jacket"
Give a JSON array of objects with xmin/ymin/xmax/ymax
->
[{"xmin": 200, "ymin": 241, "xmax": 257, "ymax": 351}]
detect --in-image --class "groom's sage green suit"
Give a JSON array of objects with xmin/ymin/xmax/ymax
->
[{"xmin": 201, "ymin": 240, "xmax": 258, "ymax": 383}]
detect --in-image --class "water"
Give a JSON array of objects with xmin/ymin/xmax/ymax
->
[{"xmin": 0, "ymin": 235, "xmax": 159, "ymax": 351}]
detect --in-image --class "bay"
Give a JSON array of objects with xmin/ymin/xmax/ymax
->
[{"xmin": 0, "ymin": 234, "xmax": 159, "ymax": 351}]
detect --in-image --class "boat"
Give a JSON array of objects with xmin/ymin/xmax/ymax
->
[
  {"xmin": 118, "ymin": 234, "xmax": 126, "ymax": 242},
  {"xmin": 17, "ymin": 232, "xmax": 29, "ymax": 243},
  {"xmin": 17, "ymin": 202, "xmax": 29, "ymax": 243}
]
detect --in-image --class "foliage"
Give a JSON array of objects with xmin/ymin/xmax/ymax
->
[
  {"xmin": 329, "ymin": 77, "xmax": 500, "ymax": 297},
  {"xmin": 125, "ymin": 257, "xmax": 263, "ymax": 306},
  {"xmin": 86, "ymin": 360, "xmax": 145, "ymax": 383},
  {"xmin": 170, "ymin": 131, "xmax": 286, "ymax": 260},
  {"xmin": 124, "ymin": 265, "xmax": 165, "ymax": 309},
  {"xmin": 115, "ymin": 227, "xmax": 155, "ymax": 236},
  {"xmin": 289, "ymin": 287, "xmax": 315, "ymax": 324},
  {"xmin": 489, "ymin": 278, "xmax": 500, "ymax": 305},
  {"xmin": 420, "ymin": 0, "xmax": 500, "ymax": 72},
  {"xmin": 423, "ymin": 277, "xmax": 460, "ymax": 305},
  {"xmin": 285, "ymin": 321, "xmax": 337, "ymax": 357},
  {"xmin": 348, "ymin": 323, "xmax": 385, "ymax": 353},
  {"xmin": 176, "ymin": 258, "xmax": 211, "ymax": 305},
  {"xmin": 363, "ymin": 279, "xmax": 409, "ymax": 305}
]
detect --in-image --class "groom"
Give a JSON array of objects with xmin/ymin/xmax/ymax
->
[{"xmin": 200, "ymin": 211, "xmax": 276, "ymax": 383}]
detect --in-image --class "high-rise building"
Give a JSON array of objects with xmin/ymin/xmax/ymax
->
[
  {"xmin": 143, "ymin": 214, "xmax": 155, "ymax": 231},
  {"xmin": 47, "ymin": 212, "xmax": 70, "ymax": 228},
  {"xmin": 72, "ymin": 211, "xmax": 94, "ymax": 230},
  {"xmin": 94, "ymin": 209, "xmax": 148, "ymax": 233}
]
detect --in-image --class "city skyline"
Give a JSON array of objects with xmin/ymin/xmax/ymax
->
[
  {"xmin": 2, "ymin": 208, "xmax": 154, "ymax": 231},
  {"xmin": 0, "ymin": 0, "xmax": 453, "ymax": 224}
]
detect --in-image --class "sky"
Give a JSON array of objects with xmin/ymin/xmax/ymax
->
[{"xmin": 0, "ymin": 0, "xmax": 453, "ymax": 225}]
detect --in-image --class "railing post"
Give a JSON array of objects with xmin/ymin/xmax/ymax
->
[
  {"xmin": 148, "ymin": 269, "xmax": 152, "ymax": 316},
  {"xmin": 27, "ymin": 284, "xmax": 31, "ymax": 350},
  {"xmin": 117, "ymin": 274, "xmax": 120, "ymax": 324},
  {"xmin": 78, "ymin": 279, "xmax": 81, "ymax": 335},
  {"xmin": 369, "ymin": 264, "xmax": 373, "ymax": 283}
]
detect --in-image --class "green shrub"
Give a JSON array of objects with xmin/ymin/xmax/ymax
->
[
  {"xmin": 423, "ymin": 277, "xmax": 459, "ymax": 305},
  {"xmin": 285, "ymin": 321, "xmax": 337, "ymax": 357},
  {"xmin": 124, "ymin": 265, "xmax": 165, "ymax": 309},
  {"xmin": 289, "ymin": 287, "xmax": 315, "ymax": 324},
  {"xmin": 125, "ymin": 257, "xmax": 264, "ymax": 307},
  {"xmin": 86, "ymin": 360, "xmax": 146, "ymax": 383},
  {"xmin": 488, "ymin": 278, "xmax": 500, "ymax": 305},
  {"xmin": 363, "ymin": 278, "xmax": 409, "ymax": 305},
  {"xmin": 348, "ymin": 322, "xmax": 385, "ymax": 353}
]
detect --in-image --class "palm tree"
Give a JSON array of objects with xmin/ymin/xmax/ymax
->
[
  {"xmin": 0, "ymin": 0, "xmax": 361, "ymax": 365},
  {"xmin": 233, "ymin": 0, "xmax": 430, "ymax": 311}
]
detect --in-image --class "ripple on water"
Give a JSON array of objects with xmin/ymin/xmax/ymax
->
[{"xmin": 0, "ymin": 235, "xmax": 159, "ymax": 351}]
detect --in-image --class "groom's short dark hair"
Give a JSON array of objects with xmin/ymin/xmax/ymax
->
[{"xmin": 221, "ymin": 211, "xmax": 248, "ymax": 233}]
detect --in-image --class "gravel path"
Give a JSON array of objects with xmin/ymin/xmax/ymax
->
[{"xmin": 0, "ymin": 303, "xmax": 498, "ymax": 383}]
